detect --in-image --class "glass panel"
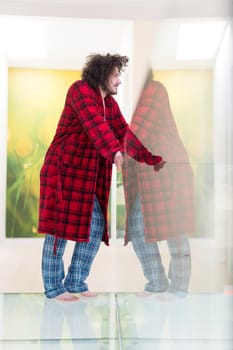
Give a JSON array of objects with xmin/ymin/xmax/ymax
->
[
  {"xmin": 117, "ymin": 293, "xmax": 233, "ymax": 347},
  {"xmin": 0, "ymin": 293, "xmax": 112, "ymax": 340}
]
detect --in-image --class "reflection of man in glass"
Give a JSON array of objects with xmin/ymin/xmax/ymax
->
[
  {"xmin": 123, "ymin": 72, "xmax": 195, "ymax": 297},
  {"xmin": 40, "ymin": 296, "xmax": 109, "ymax": 349}
]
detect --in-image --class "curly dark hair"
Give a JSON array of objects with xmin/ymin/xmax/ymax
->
[{"xmin": 81, "ymin": 53, "xmax": 129, "ymax": 91}]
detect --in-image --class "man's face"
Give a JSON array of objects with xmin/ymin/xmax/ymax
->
[{"xmin": 105, "ymin": 67, "xmax": 122, "ymax": 95}]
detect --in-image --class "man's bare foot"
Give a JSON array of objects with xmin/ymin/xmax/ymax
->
[
  {"xmin": 79, "ymin": 291, "xmax": 98, "ymax": 297},
  {"xmin": 55, "ymin": 292, "xmax": 79, "ymax": 302}
]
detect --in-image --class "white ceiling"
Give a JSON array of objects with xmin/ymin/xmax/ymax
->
[
  {"xmin": 0, "ymin": 0, "xmax": 232, "ymax": 19},
  {"xmin": 0, "ymin": 0, "xmax": 232, "ymax": 70}
]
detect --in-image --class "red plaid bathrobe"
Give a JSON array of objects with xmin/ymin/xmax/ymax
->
[
  {"xmin": 123, "ymin": 80, "xmax": 195, "ymax": 244},
  {"xmin": 38, "ymin": 80, "xmax": 161, "ymax": 245}
]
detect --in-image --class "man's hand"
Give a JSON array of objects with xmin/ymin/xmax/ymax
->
[
  {"xmin": 154, "ymin": 159, "xmax": 166, "ymax": 172},
  {"xmin": 114, "ymin": 151, "xmax": 124, "ymax": 171}
]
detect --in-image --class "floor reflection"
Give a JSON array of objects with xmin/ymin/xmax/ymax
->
[
  {"xmin": 0, "ymin": 292, "xmax": 232, "ymax": 350},
  {"xmin": 118, "ymin": 292, "xmax": 233, "ymax": 350}
]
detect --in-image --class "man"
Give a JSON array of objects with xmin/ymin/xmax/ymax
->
[
  {"xmin": 38, "ymin": 54, "xmax": 165, "ymax": 301},
  {"xmin": 123, "ymin": 73, "xmax": 195, "ymax": 298}
]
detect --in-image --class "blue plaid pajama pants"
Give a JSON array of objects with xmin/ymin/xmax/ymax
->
[
  {"xmin": 41, "ymin": 196, "xmax": 104, "ymax": 298},
  {"xmin": 129, "ymin": 194, "xmax": 191, "ymax": 295}
]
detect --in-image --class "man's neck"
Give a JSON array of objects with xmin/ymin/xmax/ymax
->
[{"xmin": 99, "ymin": 86, "xmax": 107, "ymax": 99}]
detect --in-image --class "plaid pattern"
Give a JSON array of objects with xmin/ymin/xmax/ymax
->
[
  {"xmin": 123, "ymin": 80, "xmax": 195, "ymax": 243},
  {"xmin": 38, "ymin": 80, "xmax": 160, "ymax": 243},
  {"xmin": 129, "ymin": 194, "xmax": 191, "ymax": 293},
  {"xmin": 42, "ymin": 196, "xmax": 104, "ymax": 298}
]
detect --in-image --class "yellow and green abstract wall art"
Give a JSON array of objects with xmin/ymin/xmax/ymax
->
[{"xmin": 6, "ymin": 68, "xmax": 81, "ymax": 238}]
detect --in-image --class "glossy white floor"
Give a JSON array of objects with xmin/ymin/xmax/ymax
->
[{"xmin": 0, "ymin": 292, "xmax": 232, "ymax": 350}]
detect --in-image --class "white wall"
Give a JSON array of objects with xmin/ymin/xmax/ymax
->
[
  {"xmin": 0, "ymin": 48, "xmax": 8, "ymax": 244},
  {"xmin": 0, "ymin": 19, "xmax": 147, "ymax": 294},
  {"xmin": 213, "ymin": 21, "xmax": 233, "ymax": 286},
  {"xmin": 0, "ymin": 19, "xmax": 232, "ymax": 294}
]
